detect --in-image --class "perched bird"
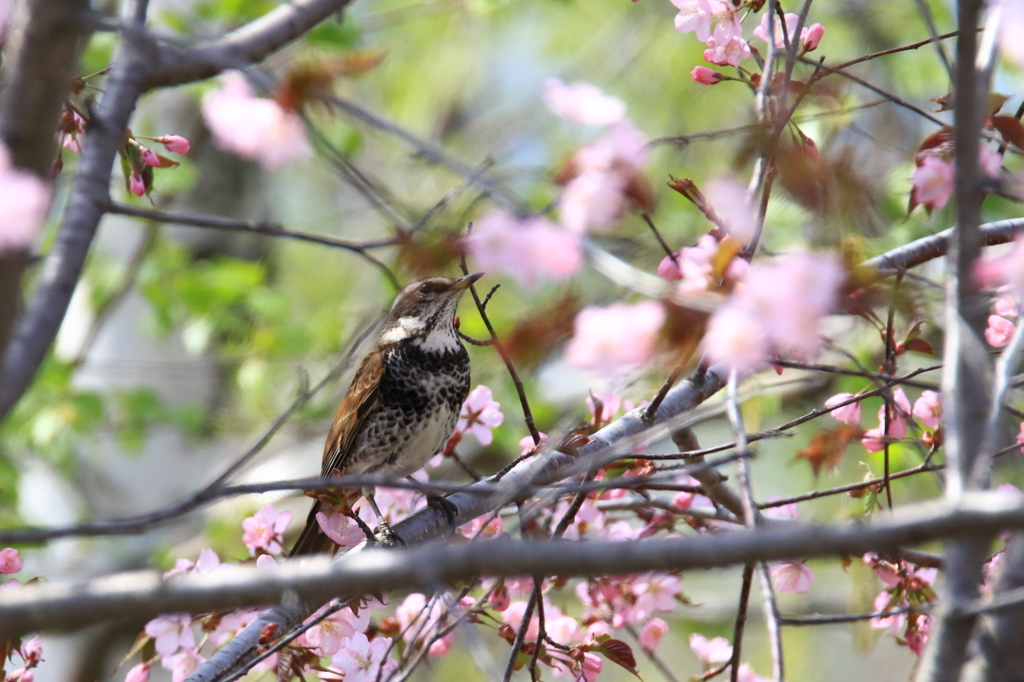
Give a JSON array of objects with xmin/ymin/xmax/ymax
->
[{"xmin": 289, "ymin": 272, "xmax": 483, "ymax": 556}]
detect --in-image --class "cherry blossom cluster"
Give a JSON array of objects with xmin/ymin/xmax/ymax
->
[
  {"xmin": 863, "ymin": 553, "xmax": 937, "ymax": 655},
  {"xmin": 671, "ymin": 0, "xmax": 824, "ymax": 82},
  {"xmin": 468, "ymin": 80, "xmax": 651, "ymax": 290},
  {"xmin": 1, "ymin": 549, "xmax": 44, "ymax": 682},
  {"xmin": 120, "ymin": 133, "xmax": 191, "ymax": 198}
]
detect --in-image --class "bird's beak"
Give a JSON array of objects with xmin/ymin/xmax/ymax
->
[{"xmin": 450, "ymin": 272, "xmax": 484, "ymax": 292}]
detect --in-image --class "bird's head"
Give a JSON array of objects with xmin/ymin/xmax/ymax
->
[{"xmin": 379, "ymin": 272, "xmax": 483, "ymax": 350}]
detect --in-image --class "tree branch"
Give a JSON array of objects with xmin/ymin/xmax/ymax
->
[{"xmin": 5, "ymin": 492, "xmax": 1024, "ymax": 639}]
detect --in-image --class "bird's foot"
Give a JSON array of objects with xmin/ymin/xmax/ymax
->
[
  {"xmin": 372, "ymin": 520, "xmax": 405, "ymax": 547},
  {"xmin": 427, "ymin": 494, "xmax": 459, "ymax": 530}
]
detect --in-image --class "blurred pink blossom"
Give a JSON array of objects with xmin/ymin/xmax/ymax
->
[
  {"xmin": 753, "ymin": 12, "xmax": 800, "ymax": 48},
  {"xmin": 144, "ymin": 614, "xmax": 195, "ymax": 657},
  {"xmin": 974, "ymin": 237, "xmax": 1024, "ymax": 300},
  {"xmin": 162, "ymin": 648, "xmax": 205, "ymax": 682},
  {"xmin": 981, "ymin": 147, "xmax": 1003, "ymax": 178},
  {"xmin": 330, "ymin": 633, "xmax": 397, "ymax": 682},
  {"xmin": 561, "ymin": 121, "xmax": 649, "ymax": 234},
  {"xmin": 689, "ymin": 632, "xmax": 733, "ymax": 665},
  {"xmin": 770, "ymin": 560, "xmax": 814, "ymax": 593},
  {"xmin": 703, "ymin": 253, "xmax": 844, "ymax": 372},
  {"xmin": 913, "ymin": 390, "xmax": 942, "ymax": 430},
  {"xmin": 543, "ymin": 79, "xmax": 626, "ymax": 126},
  {"xmin": 547, "ymin": 615, "xmax": 584, "ymax": 646},
  {"xmin": 706, "ymin": 177, "xmax": 756, "ymax": 243},
  {"xmin": 319, "ymin": 507, "xmax": 372, "ymax": 544},
  {"xmin": 565, "ymin": 301, "xmax": 666, "ymax": 376},
  {"xmin": 763, "ymin": 498, "xmax": 799, "ymax": 520},
  {"xmin": 861, "ymin": 428, "xmax": 885, "ymax": 452},
  {"xmin": 691, "ymin": 66, "xmax": 723, "ymax": 84},
  {"xmin": 906, "ymin": 615, "xmax": 931, "ymax": 656},
  {"xmin": 502, "ymin": 600, "xmax": 540, "ymax": 640},
  {"xmin": 824, "ymin": 393, "xmax": 862, "ymax": 425},
  {"xmin": 18, "ymin": 638, "xmax": 42, "ymax": 667},
  {"xmin": 1002, "ymin": 0, "xmax": 1024, "ymax": 66},
  {"xmin": 985, "ymin": 314, "xmax": 1016, "ymax": 347},
  {"xmin": 202, "ymin": 71, "xmax": 311, "ymax": 169},
  {"xmin": 0, "ymin": 145, "xmax": 51, "ymax": 254},
  {"xmin": 911, "ymin": 156, "xmax": 954, "ymax": 213},
  {"xmin": 877, "ymin": 387, "xmax": 912, "ymax": 439},
  {"xmin": 737, "ymin": 664, "xmax": 769, "ymax": 682},
  {"xmin": 639, "ymin": 618, "xmax": 668, "ymax": 651},
  {"xmin": 467, "ymin": 209, "xmax": 582, "ymax": 289},
  {"xmin": 671, "ymin": 0, "xmax": 728, "ymax": 41},
  {"xmin": 124, "ymin": 662, "xmax": 151, "ymax": 682},
  {"xmin": 632, "ymin": 573, "xmax": 682, "ymax": 617},
  {"xmin": 458, "ymin": 384, "xmax": 504, "ymax": 446},
  {"xmin": 242, "ymin": 504, "xmax": 292, "ymax": 555},
  {"xmin": 0, "ymin": 547, "xmax": 22, "ymax": 574},
  {"xmin": 489, "ymin": 584, "xmax": 511, "ymax": 611},
  {"xmin": 1018, "ymin": 423, "xmax": 1024, "ymax": 453},
  {"xmin": 995, "ymin": 291, "xmax": 1020, "ymax": 317},
  {"xmin": 518, "ymin": 432, "xmax": 548, "ymax": 455}
]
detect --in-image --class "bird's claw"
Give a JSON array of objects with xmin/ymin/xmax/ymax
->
[
  {"xmin": 372, "ymin": 520, "xmax": 405, "ymax": 547},
  {"xmin": 427, "ymin": 494, "xmax": 459, "ymax": 530}
]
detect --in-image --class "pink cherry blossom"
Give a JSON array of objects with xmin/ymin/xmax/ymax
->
[
  {"xmin": 906, "ymin": 614, "xmax": 931, "ymax": 655},
  {"xmin": 330, "ymin": 633, "xmax": 397, "ymax": 682},
  {"xmin": 913, "ymin": 390, "xmax": 942, "ymax": 429},
  {"xmin": 502, "ymin": 600, "xmax": 540, "ymax": 640},
  {"xmin": 691, "ymin": 66, "xmax": 723, "ymax": 84},
  {"xmin": 458, "ymin": 513, "xmax": 504, "ymax": 540},
  {"xmin": 753, "ymin": 12, "xmax": 800, "ymax": 48},
  {"xmin": 0, "ymin": 547, "xmax": 23, "ymax": 574},
  {"xmin": 824, "ymin": 393, "xmax": 862, "ymax": 425},
  {"xmin": 564, "ymin": 300, "xmax": 666, "ymax": 376},
  {"xmin": 6, "ymin": 667, "xmax": 33, "ymax": 682},
  {"xmin": 242, "ymin": 504, "xmax": 292, "ymax": 555},
  {"xmin": 547, "ymin": 615, "xmax": 584, "ymax": 645},
  {"xmin": 703, "ymin": 253, "xmax": 844, "ymax": 373},
  {"xmin": 980, "ymin": 146, "xmax": 1003, "ymax": 178},
  {"xmin": 1018, "ymin": 422, "xmax": 1024, "ymax": 453},
  {"xmin": 863, "ymin": 553, "xmax": 901, "ymax": 588},
  {"xmin": 689, "ymin": 632, "xmax": 733, "ymax": 665},
  {"xmin": 124, "ymin": 662, "xmax": 151, "ymax": 682},
  {"xmin": 639, "ymin": 618, "xmax": 668, "ymax": 651},
  {"xmin": 871, "ymin": 590, "xmax": 905, "ymax": 634},
  {"xmin": 974, "ymin": 237, "xmax": 1024, "ymax": 300},
  {"xmin": 1002, "ymin": 0, "xmax": 1024, "ymax": 66},
  {"xmin": 702, "ymin": 31, "xmax": 750, "ymax": 67},
  {"xmin": 161, "ymin": 648, "xmax": 205, "ymax": 682},
  {"xmin": 705, "ymin": 177, "xmax": 756, "ymax": 242},
  {"xmin": 0, "ymin": 145, "xmax": 51, "ymax": 254},
  {"xmin": 202, "ymin": 71, "xmax": 311, "ymax": 169},
  {"xmin": 560, "ymin": 169, "xmax": 628, "ymax": 234},
  {"xmin": 518, "ymin": 432, "xmax": 548, "ymax": 455},
  {"xmin": 157, "ymin": 135, "xmax": 190, "ymax": 154},
  {"xmin": 543, "ymin": 79, "xmax": 627, "ymax": 126},
  {"xmin": 303, "ymin": 604, "xmax": 369, "ymax": 656},
  {"xmin": 18, "ymin": 637, "xmax": 42, "ymax": 667},
  {"xmin": 632, "ymin": 573, "xmax": 682, "ymax": 617},
  {"xmin": 763, "ymin": 498, "xmax": 799, "ymax": 520},
  {"xmin": 489, "ymin": 584, "xmax": 511, "ymax": 611},
  {"xmin": 737, "ymin": 664, "xmax": 769, "ymax": 682},
  {"xmin": 581, "ymin": 652, "xmax": 602, "ymax": 682},
  {"xmin": 671, "ymin": 0, "xmax": 720, "ymax": 41},
  {"xmin": 861, "ymin": 427, "xmax": 885, "ymax": 452},
  {"xmin": 458, "ymin": 384, "xmax": 504, "ymax": 446},
  {"xmin": 877, "ymin": 387, "xmax": 913, "ymax": 439},
  {"xmin": 467, "ymin": 209, "xmax": 582, "ymax": 290},
  {"xmin": 912, "ymin": 156, "xmax": 954, "ymax": 213},
  {"xmin": 985, "ymin": 314, "xmax": 1016, "ymax": 347},
  {"xmin": 139, "ymin": 146, "xmax": 160, "ymax": 168},
  {"xmin": 144, "ymin": 614, "xmax": 195, "ymax": 657},
  {"xmin": 995, "ymin": 292, "xmax": 1020, "ymax": 318},
  {"xmin": 802, "ymin": 23, "xmax": 825, "ymax": 51},
  {"xmin": 770, "ymin": 560, "xmax": 814, "ymax": 593},
  {"xmin": 586, "ymin": 391, "xmax": 626, "ymax": 424},
  {"xmin": 129, "ymin": 171, "xmax": 145, "ymax": 196},
  {"xmin": 574, "ymin": 120, "xmax": 649, "ymax": 175}
]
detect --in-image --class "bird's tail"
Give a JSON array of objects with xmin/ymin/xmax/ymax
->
[{"xmin": 288, "ymin": 500, "xmax": 338, "ymax": 557}]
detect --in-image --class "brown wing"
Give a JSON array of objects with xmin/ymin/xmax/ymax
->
[{"xmin": 321, "ymin": 347, "xmax": 385, "ymax": 475}]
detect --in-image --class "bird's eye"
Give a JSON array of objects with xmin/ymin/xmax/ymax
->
[{"xmin": 418, "ymin": 281, "xmax": 441, "ymax": 295}]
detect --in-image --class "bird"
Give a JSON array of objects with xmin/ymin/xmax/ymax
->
[{"xmin": 289, "ymin": 272, "xmax": 483, "ymax": 556}]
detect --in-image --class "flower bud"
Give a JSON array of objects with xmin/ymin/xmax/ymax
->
[
  {"xmin": 139, "ymin": 146, "xmax": 161, "ymax": 167},
  {"xmin": 802, "ymin": 23, "xmax": 825, "ymax": 52},
  {"xmin": 129, "ymin": 171, "xmax": 146, "ymax": 196},
  {"xmin": 690, "ymin": 66, "xmax": 723, "ymax": 85},
  {"xmin": 157, "ymin": 135, "xmax": 191, "ymax": 154}
]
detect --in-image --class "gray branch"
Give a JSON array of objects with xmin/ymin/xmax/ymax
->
[{"xmin": 3, "ymin": 492, "xmax": 1024, "ymax": 640}]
